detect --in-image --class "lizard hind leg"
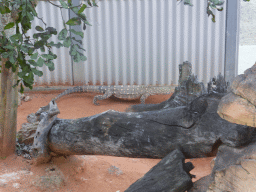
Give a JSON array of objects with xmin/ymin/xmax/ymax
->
[
  {"xmin": 140, "ymin": 93, "xmax": 151, "ymax": 104},
  {"xmin": 93, "ymin": 91, "xmax": 113, "ymax": 105}
]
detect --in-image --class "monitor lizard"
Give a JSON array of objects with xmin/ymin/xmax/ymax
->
[{"xmin": 52, "ymin": 85, "xmax": 174, "ymax": 105}]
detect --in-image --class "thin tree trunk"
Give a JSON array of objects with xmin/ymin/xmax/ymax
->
[
  {"xmin": 0, "ymin": 10, "xmax": 18, "ymax": 158},
  {"xmin": 0, "ymin": 59, "xmax": 18, "ymax": 158}
]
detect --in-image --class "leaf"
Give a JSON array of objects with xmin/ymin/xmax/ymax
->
[
  {"xmin": 34, "ymin": 40, "xmax": 44, "ymax": 49},
  {"xmin": 81, "ymin": 55, "xmax": 87, "ymax": 61},
  {"xmin": 40, "ymin": 46, "xmax": 45, "ymax": 52},
  {"xmin": 28, "ymin": 48, "xmax": 34, "ymax": 55},
  {"xmin": 217, "ymin": 7, "xmax": 223, "ymax": 11},
  {"xmin": 72, "ymin": 7, "xmax": 79, "ymax": 14},
  {"xmin": 28, "ymin": 60, "xmax": 38, "ymax": 66},
  {"xmin": 9, "ymin": 53, "xmax": 16, "ymax": 64},
  {"xmin": 20, "ymin": 84, "xmax": 24, "ymax": 93},
  {"xmin": 87, "ymin": 0, "xmax": 92, "ymax": 7},
  {"xmin": 78, "ymin": 4, "xmax": 87, "ymax": 14},
  {"xmin": 35, "ymin": 26, "xmax": 44, "ymax": 32},
  {"xmin": 66, "ymin": 17, "xmax": 81, "ymax": 26},
  {"xmin": 212, "ymin": 0, "xmax": 224, "ymax": 6},
  {"xmin": 70, "ymin": 44, "xmax": 77, "ymax": 56},
  {"xmin": 84, "ymin": 20, "xmax": 92, "ymax": 26},
  {"xmin": 49, "ymin": 51, "xmax": 57, "ymax": 59},
  {"xmin": 42, "ymin": 54, "xmax": 55, "ymax": 60},
  {"xmin": 3, "ymin": 45, "xmax": 15, "ymax": 50},
  {"xmin": 31, "ymin": 68, "xmax": 43, "ymax": 77},
  {"xmin": 92, "ymin": 0, "xmax": 98, "ymax": 7},
  {"xmin": 48, "ymin": 42, "xmax": 63, "ymax": 48},
  {"xmin": 63, "ymin": 37, "xmax": 71, "ymax": 47},
  {"xmin": 73, "ymin": 52, "xmax": 81, "ymax": 62},
  {"xmin": 210, "ymin": 4, "xmax": 217, "ymax": 9},
  {"xmin": 78, "ymin": 13, "xmax": 87, "ymax": 21},
  {"xmin": 4, "ymin": 22, "xmax": 15, "ymax": 30},
  {"xmin": 59, "ymin": 0, "xmax": 69, "ymax": 8},
  {"xmin": 37, "ymin": 57, "xmax": 44, "ymax": 67},
  {"xmin": 76, "ymin": 44, "xmax": 86, "ymax": 51},
  {"xmin": 12, "ymin": 64, "xmax": 17, "ymax": 72},
  {"xmin": 10, "ymin": 34, "xmax": 23, "ymax": 43},
  {"xmin": 71, "ymin": 37, "xmax": 82, "ymax": 44},
  {"xmin": 58, "ymin": 28, "xmax": 68, "ymax": 40},
  {"xmin": 184, "ymin": 0, "xmax": 193, "ymax": 6},
  {"xmin": 45, "ymin": 61, "xmax": 55, "ymax": 71},
  {"xmin": 0, "ymin": 6, "xmax": 11, "ymax": 14},
  {"xmin": 30, "ymin": 52, "xmax": 38, "ymax": 60},
  {"xmin": 1, "ymin": 52, "xmax": 9, "ymax": 58},
  {"xmin": 46, "ymin": 27, "xmax": 57, "ymax": 35},
  {"xmin": 21, "ymin": 16, "xmax": 32, "ymax": 32},
  {"xmin": 23, "ymin": 72, "xmax": 34, "ymax": 87},
  {"xmin": 5, "ymin": 60, "xmax": 12, "ymax": 68},
  {"xmin": 70, "ymin": 29, "xmax": 84, "ymax": 38}
]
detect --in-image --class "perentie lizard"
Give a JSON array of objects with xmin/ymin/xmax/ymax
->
[{"xmin": 52, "ymin": 85, "xmax": 174, "ymax": 105}]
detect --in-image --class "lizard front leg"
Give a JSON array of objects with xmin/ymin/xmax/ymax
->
[
  {"xmin": 140, "ymin": 93, "xmax": 151, "ymax": 104},
  {"xmin": 93, "ymin": 91, "xmax": 113, "ymax": 105}
]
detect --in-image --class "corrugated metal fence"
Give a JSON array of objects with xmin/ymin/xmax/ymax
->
[{"xmin": 29, "ymin": 0, "xmax": 227, "ymax": 87}]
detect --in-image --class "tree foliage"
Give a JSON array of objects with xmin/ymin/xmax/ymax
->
[
  {"xmin": 178, "ymin": 0, "xmax": 250, "ymax": 22},
  {"xmin": 0, "ymin": 0, "xmax": 250, "ymax": 92},
  {"xmin": 0, "ymin": 0, "xmax": 97, "ymax": 92}
]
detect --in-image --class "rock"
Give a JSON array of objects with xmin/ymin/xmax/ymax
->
[
  {"xmin": 210, "ymin": 157, "xmax": 216, "ymax": 169},
  {"xmin": 18, "ymin": 92, "xmax": 31, "ymax": 106},
  {"xmin": 125, "ymin": 149, "xmax": 194, "ymax": 192},
  {"xmin": 208, "ymin": 142, "xmax": 256, "ymax": 192},
  {"xmin": 24, "ymin": 95, "xmax": 31, "ymax": 102},
  {"xmin": 218, "ymin": 62, "xmax": 256, "ymax": 127},
  {"xmin": 218, "ymin": 92, "xmax": 256, "ymax": 127},
  {"xmin": 188, "ymin": 175, "xmax": 212, "ymax": 192},
  {"xmin": 189, "ymin": 139, "xmax": 256, "ymax": 192}
]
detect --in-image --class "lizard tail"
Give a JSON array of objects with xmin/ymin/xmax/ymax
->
[
  {"xmin": 52, "ymin": 86, "xmax": 104, "ymax": 102},
  {"xmin": 52, "ymin": 86, "xmax": 85, "ymax": 101}
]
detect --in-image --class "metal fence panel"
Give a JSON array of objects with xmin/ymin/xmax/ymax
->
[
  {"xmin": 79, "ymin": 0, "xmax": 227, "ymax": 86},
  {"xmin": 30, "ymin": 0, "xmax": 226, "ymax": 87}
]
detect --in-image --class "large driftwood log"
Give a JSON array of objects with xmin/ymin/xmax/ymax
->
[{"xmin": 45, "ymin": 93, "xmax": 255, "ymax": 160}]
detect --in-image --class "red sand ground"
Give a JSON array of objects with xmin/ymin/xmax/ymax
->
[{"xmin": 0, "ymin": 90, "xmax": 214, "ymax": 192}]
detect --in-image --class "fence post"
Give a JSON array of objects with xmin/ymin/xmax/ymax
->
[{"xmin": 224, "ymin": 0, "xmax": 240, "ymax": 85}]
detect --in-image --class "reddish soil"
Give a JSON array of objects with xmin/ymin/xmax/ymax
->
[{"xmin": 0, "ymin": 90, "xmax": 214, "ymax": 192}]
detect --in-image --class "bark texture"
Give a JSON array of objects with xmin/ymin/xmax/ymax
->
[
  {"xmin": 0, "ymin": 3, "xmax": 19, "ymax": 158},
  {"xmin": 125, "ymin": 149, "xmax": 194, "ymax": 192}
]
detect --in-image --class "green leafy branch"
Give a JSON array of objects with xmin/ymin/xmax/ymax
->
[
  {"xmin": 0, "ymin": 0, "xmax": 97, "ymax": 92},
  {"xmin": 177, "ymin": 0, "xmax": 250, "ymax": 23}
]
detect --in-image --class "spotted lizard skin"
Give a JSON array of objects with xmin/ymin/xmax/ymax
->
[{"xmin": 52, "ymin": 85, "xmax": 174, "ymax": 105}]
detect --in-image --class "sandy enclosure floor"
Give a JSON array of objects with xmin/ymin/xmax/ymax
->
[{"xmin": 0, "ymin": 90, "xmax": 214, "ymax": 192}]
